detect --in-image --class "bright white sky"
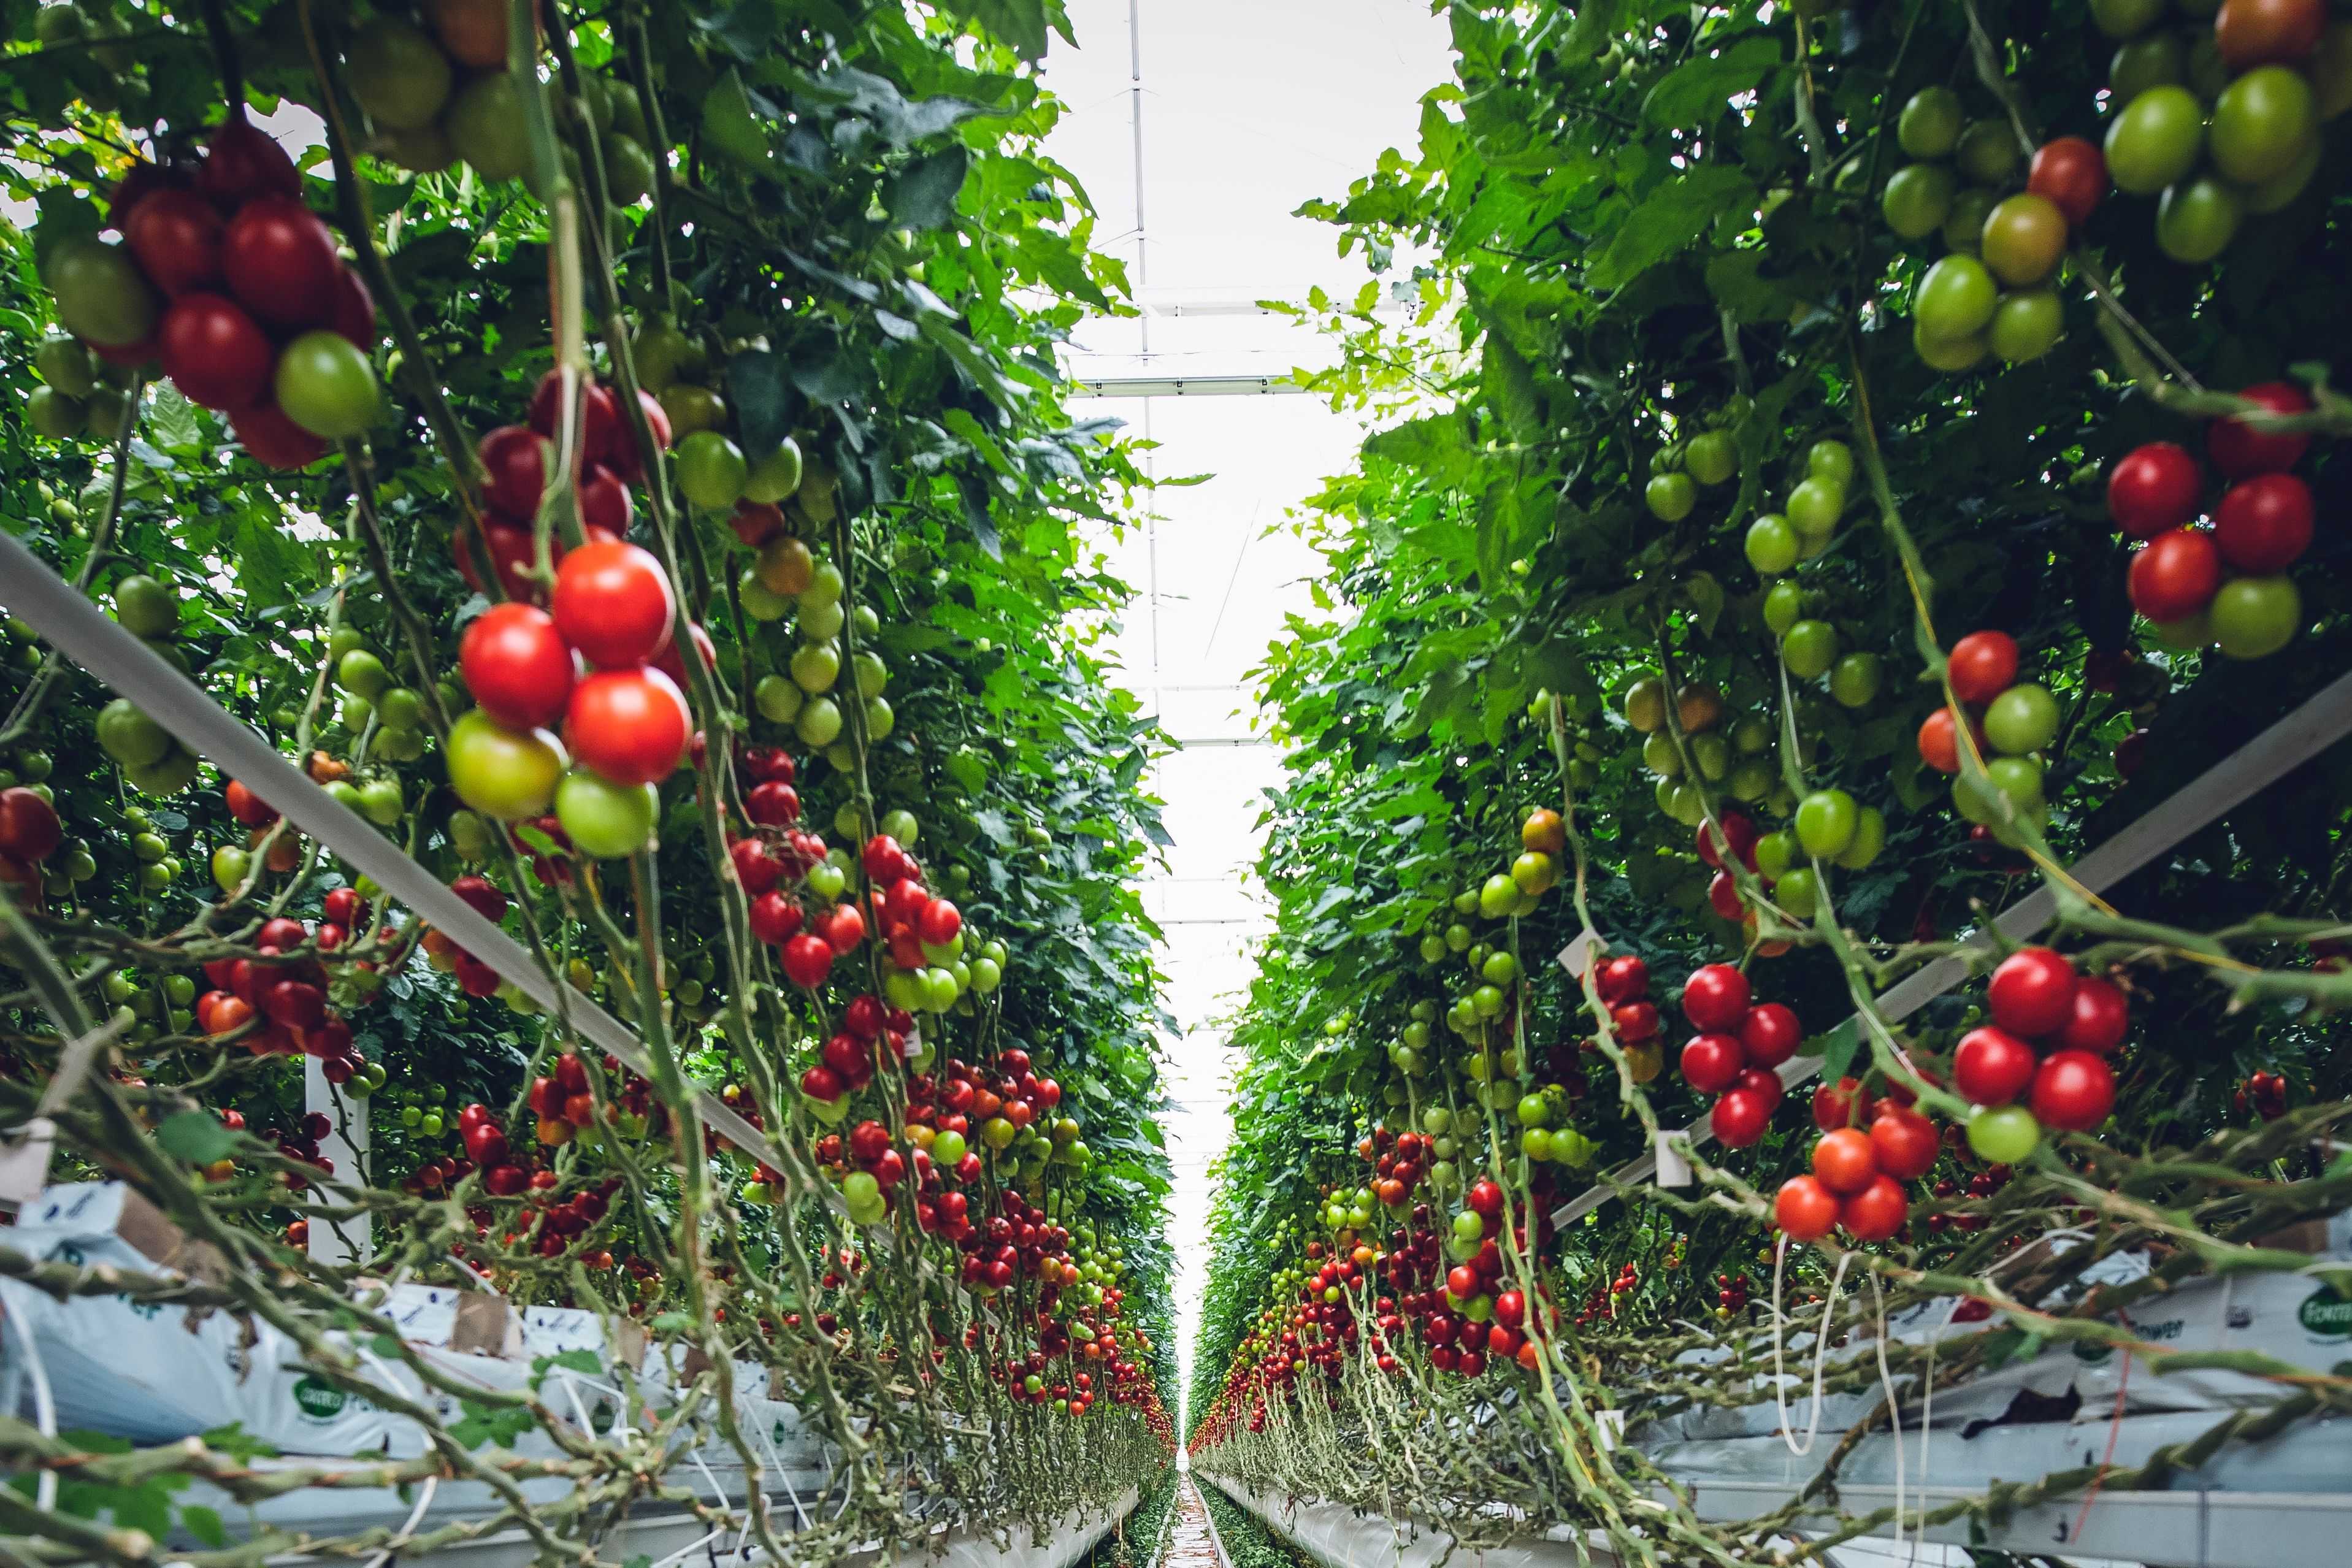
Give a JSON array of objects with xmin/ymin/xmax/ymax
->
[{"xmin": 1036, "ymin": 0, "xmax": 1453, "ymax": 1420}]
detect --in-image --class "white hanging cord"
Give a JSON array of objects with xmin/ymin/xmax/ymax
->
[
  {"xmin": 4, "ymin": 1306, "xmax": 60, "ymax": 1509},
  {"xmin": 1868, "ymin": 1272, "xmax": 1904, "ymax": 1549},
  {"xmin": 1770, "ymin": 1234, "xmax": 1854, "ymax": 1457},
  {"xmin": 1912, "ymin": 1295, "xmax": 1963, "ymax": 1566},
  {"xmin": 360, "ymin": 1475, "xmax": 437, "ymax": 1568}
]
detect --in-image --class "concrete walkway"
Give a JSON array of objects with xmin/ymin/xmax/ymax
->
[{"xmin": 1163, "ymin": 1477, "xmax": 1228, "ymax": 1568}]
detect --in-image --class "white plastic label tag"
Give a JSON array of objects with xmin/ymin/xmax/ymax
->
[
  {"xmin": 1556, "ymin": 926, "xmax": 1603, "ymax": 982},
  {"xmin": 1655, "ymin": 1128, "xmax": 1695, "ymax": 1188}
]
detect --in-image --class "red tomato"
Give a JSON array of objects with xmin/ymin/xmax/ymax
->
[
  {"xmin": 231, "ymin": 399, "xmax": 328, "ymax": 471},
  {"xmin": 1466, "ymin": 1177, "xmax": 1504, "ymax": 1216},
  {"xmin": 1953, "ymin": 1026, "xmax": 2039, "ymax": 1106},
  {"xmin": 224, "ymin": 778, "xmax": 277, "ymax": 827},
  {"xmin": 1710, "ymin": 1087, "xmax": 1772, "ymax": 1149},
  {"xmin": 821, "ymin": 903, "xmax": 867, "ymax": 955},
  {"xmin": 2106, "ymin": 442, "xmax": 2202, "ymax": 539},
  {"xmin": 732, "ymin": 500, "xmax": 786, "ymax": 549},
  {"xmin": 1946, "ymin": 630, "xmax": 2019, "ymax": 705},
  {"xmin": 2128, "ymin": 529, "xmax": 2222, "ymax": 622},
  {"xmin": 1839, "ymin": 1176, "xmax": 1909, "ymax": 1242},
  {"xmin": 478, "ymin": 424, "xmax": 548, "ymax": 521},
  {"xmin": 527, "ymin": 372, "xmax": 622, "ymax": 465},
  {"xmin": 1611, "ymin": 1001, "xmax": 1659, "ymax": 1042},
  {"xmin": 2208, "ymin": 381, "xmax": 2313, "ymax": 477},
  {"xmin": 565, "ymin": 667, "xmax": 691, "ymax": 787},
  {"xmin": 553, "ymin": 540, "xmax": 676, "ymax": 670},
  {"xmin": 918, "ymin": 898, "xmax": 963, "ymax": 946},
  {"xmin": 1811, "ymin": 1127, "xmax": 1879, "ymax": 1194},
  {"xmin": 220, "ymin": 196, "xmax": 342, "ymax": 330},
  {"xmin": 1739, "ymin": 1002, "xmax": 1803, "ymax": 1068},
  {"xmin": 1869, "ymin": 1106, "xmax": 1940, "ymax": 1180},
  {"xmin": 652, "ymin": 621, "xmax": 716, "ymax": 688},
  {"xmin": 2056, "ymin": 975, "xmax": 2130, "ymax": 1054},
  {"xmin": 1774, "ymin": 1175, "xmax": 1840, "ymax": 1241},
  {"xmin": 122, "ymin": 188, "xmax": 224, "ymax": 299},
  {"xmin": 1915, "ymin": 706, "xmax": 1990, "ymax": 775},
  {"xmin": 1812, "ymin": 1075, "xmax": 1874, "ymax": 1131},
  {"xmin": 2215, "ymin": 0, "xmax": 2327, "ymax": 68},
  {"xmin": 1595, "ymin": 954, "xmax": 1650, "ymax": 1005},
  {"xmin": 2031, "ymin": 1049, "xmax": 2115, "ymax": 1131},
  {"xmin": 329, "ymin": 266, "xmax": 375, "ymax": 350},
  {"xmin": 607, "ymin": 390, "xmax": 672, "ymax": 484},
  {"xmin": 1680, "ymin": 962, "xmax": 1751, "ymax": 1031},
  {"xmin": 1696, "ymin": 813, "xmax": 1758, "ymax": 870},
  {"xmin": 747, "ymin": 779, "xmax": 800, "ymax": 825},
  {"xmin": 1707, "ymin": 870, "xmax": 1743, "ymax": 920},
  {"xmin": 461, "ymin": 602, "xmax": 576, "ymax": 730},
  {"xmin": 1734, "ymin": 1065, "xmax": 1785, "ymax": 1106},
  {"xmin": 1988, "ymin": 946, "xmax": 2078, "ymax": 1036},
  {"xmin": 195, "ymin": 114, "xmax": 301, "ymax": 208},
  {"xmin": 780, "ymin": 932, "xmax": 834, "ymax": 989},
  {"xmin": 1679, "ymin": 1031, "xmax": 1746, "ymax": 1093},
  {"xmin": 731, "ymin": 838, "xmax": 781, "ymax": 895},
  {"xmin": 2027, "ymin": 137, "xmax": 2108, "ymax": 226},
  {"xmin": 579, "ymin": 462, "xmax": 633, "ymax": 537},
  {"xmin": 2213, "ymin": 473, "xmax": 2313, "ymax": 573},
  {"xmin": 741, "ymin": 745, "xmax": 797, "ymax": 784},
  {"xmin": 0, "ymin": 788, "xmax": 62, "ymax": 862}
]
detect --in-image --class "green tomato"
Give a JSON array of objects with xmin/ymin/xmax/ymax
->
[
  {"xmin": 1990, "ymin": 289, "xmax": 2065, "ymax": 362},
  {"xmin": 446, "ymin": 710, "xmax": 565, "ymax": 821},
  {"xmin": 1444, "ymin": 922, "xmax": 1473, "ymax": 953},
  {"xmin": 1660, "ymin": 779, "xmax": 1706, "ymax": 827},
  {"xmin": 794, "ymin": 696, "xmax": 843, "ymax": 748},
  {"xmin": 1645, "ymin": 472, "xmax": 1697, "ymax": 522},
  {"xmin": 1808, "ymin": 440, "xmax": 1855, "ymax": 486},
  {"xmin": 1685, "ymin": 430, "xmax": 1737, "ymax": 486},
  {"xmin": 970, "ymin": 955, "xmax": 1003, "ymax": 993},
  {"xmin": 1763, "ymin": 579, "xmax": 1806, "ymax": 636},
  {"xmin": 45, "ymin": 237, "xmax": 156, "ymax": 347},
  {"xmin": 1776, "ymin": 865, "xmax": 1821, "ymax": 919},
  {"xmin": 2105, "ymin": 85, "xmax": 2204, "ymax": 194},
  {"xmin": 346, "ymin": 17, "xmax": 453, "ymax": 130},
  {"xmin": 676, "ymin": 430, "xmax": 749, "ymax": 511},
  {"xmin": 1834, "ymin": 806, "xmax": 1886, "ymax": 870},
  {"xmin": 2209, "ymin": 575, "xmax": 2300, "ymax": 659},
  {"xmin": 126, "ymin": 744, "xmax": 198, "ymax": 798},
  {"xmin": 210, "ymin": 845, "xmax": 251, "ymax": 893},
  {"xmin": 1955, "ymin": 120, "xmax": 2020, "ymax": 185},
  {"xmin": 1828, "ymin": 652, "xmax": 1882, "ymax": 708},
  {"xmin": 276, "ymin": 332, "xmax": 380, "ymax": 439},
  {"xmin": 1519, "ymin": 1127, "xmax": 1554, "ymax": 1161},
  {"xmin": 863, "ymin": 696, "xmax": 895, "ymax": 740},
  {"xmin": 1481, "ymin": 950, "xmax": 1520, "ymax": 985},
  {"xmin": 1915, "ymin": 254, "xmax": 1999, "ymax": 340},
  {"xmin": 1795, "ymin": 789, "xmax": 1859, "ymax": 859},
  {"xmin": 2110, "ymin": 32, "xmax": 2187, "ymax": 107},
  {"xmin": 1691, "ymin": 733, "xmax": 1731, "ymax": 781},
  {"xmin": 1986, "ymin": 755, "xmax": 2046, "ymax": 813},
  {"xmin": 337, "ymin": 649, "xmax": 391, "ymax": 699},
  {"xmin": 2155, "ymin": 175, "xmax": 2242, "ymax": 263},
  {"xmin": 2212, "ymin": 65, "xmax": 2315, "ymax": 185},
  {"xmin": 1786, "ymin": 475, "xmax": 1846, "ymax": 538},
  {"xmin": 1981, "ymin": 193, "xmax": 2068, "ymax": 288},
  {"xmin": 36, "ymin": 334, "xmax": 97, "ymax": 397},
  {"xmin": 1477, "ymin": 872, "xmax": 1517, "ymax": 919},
  {"xmin": 357, "ymin": 776, "xmax": 404, "ymax": 826},
  {"xmin": 2243, "ymin": 136, "xmax": 2321, "ymax": 213},
  {"xmin": 1730, "ymin": 759, "xmax": 1776, "ymax": 802},
  {"xmin": 28, "ymin": 386, "xmax": 84, "ymax": 440},
  {"xmin": 1914, "ymin": 316, "xmax": 1991, "ymax": 372},
  {"xmin": 96, "ymin": 698, "xmax": 171, "ymax": 768},
  {"xmin": 2151, "ymin": 608, "xmax": 2213, "ymax": 649},
  {"xmin": 1880, "ymin": 162, "xmax": 1956, "ymax": 240},
  {"xmin": 741, "ymin": 437, "xmax": 805, "ymax": 505},
  {"xmin": 799, "ymin": 561, "xmax": 846, "ymax": 611},
  {"xmin": 738, "ymin": 570, "xmax": 791, "ymax": 622},
  {"xmin": 1641, "ymin": 731, "xmax": 1684, "ymax": 778},
  {"xmin": 1940, "ymin": 186, "xmax": 1996, "ymax": 254},
  {"xmin": 1419, "ymin": 933, "xmax": 1448, "ymax": 963},
  {"xmin": 1781, "ymin": 619, "xmax": 1839, "ymax": 679},
  {"xmin": 1746, "ymin": 514, "xmax": 1799, "ymax": 575},
  {"xmin": 555, "ymin": 769, "xmax": 658, "ymax": 857},
  {"xmin": 603, "ymin": 134, "xmax": 657, "ymax": 204},
  {"xmin": 852, "ymin": 650, "xmax": 889, "ymax": 699},
  {"xmin": 2090, "ymin": 0, "xmax": 2166, "ymax": 37},
  {"xmin": 790, "ymin": 641, "xmax": 841, "ymax": 693},
  {"xmin": 1983, "ymin": 683, "xmax": 2059, "ymax": 754},
  {"xmin": 1967, "ymin": 1104, "xmax": 2042, "ymax": 1161},
  {"xmin": 112, "ymin": 575, "xmax": 177, "ymax": 638},
  {"xmin": 754, "ymin": 673, "xmax": 803, "ymax": 722},
  {"xmin": 377, "ymin": 687, "xmax": 424, "ymax": 730},
  {"xmin": 446, "ymin": 72, "xmax": 531, "ymax": 180},
  {"xmin": 1898, "ymin": 87, "xmax": 1965, "ymax": 158}
]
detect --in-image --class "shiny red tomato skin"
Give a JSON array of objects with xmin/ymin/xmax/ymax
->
[
  {"xmin": 2031, "ymin": 1049, "xmax": 2115, "ymax": 1131},
  {"xmin": 2209, "ymin": 381, "xmax": 2313, "ymax": 476},
  {"xmin": 2216, "ymin": 0, "xmax": 2327, "ymax": 69},
  {"xmin": 565, "ymin": 667, "xmax": 691, "ymax": 787},
  {"xmin": 579, "ymin": 462, "xmax": 634, "ymax": 537},
  {"xmin": 528, "ymin": 372, "xmax": 622, "ymax": 465},
  {"xmin": 159, "ymin": 293, "xmax": 274, "ymax": 412},
  {"xmin": 1988, "ymin": 946, "xmax": 2079, "ymax": 1036},
  {"xmin": 0, "ymin": 789, "xmax": 62, "ymax": 862},
  {"xmin": 1680, "ymin": 1032, "xmax": 1746, "ymax": 1093},
  {"xmin": 1839, "ymin": 1175, "xmax": 1909, "ymax": 1242},
  {"xmin": 1734, "ymin": 1065, "xmax": 1785, "ymax": 1106},
  {"xmin": 1947, "ymin": 630, "xmax": 2019, "ymax": 705},
  {"xmin": 220, "ymin": 196, "xmax": 342, "ymax": 330},
  {"xmin": 1696, "ymin": 813, "xmax": 1758, "ymax": 870},
  {"xmin": 1869, "ymin": 1107, "xmax": 1940, "ymax": 1180},
  {"xmin": 329, "ymin": 266, "xmax": 376, "ymax": 349},
  {"xmin": 231, "ymin": 400, "xmax": 328, "ymax": 470},
  {"xmin": 123, "ymin": 189, "xmax": 224, "ymax": 298},
  {"xmin": 780, "ymin": 932, "xmax": 833, "ymax": 988},
  {"xmin": 1710, "ymin": 1087, "xmax": 1772, "ymax": 1149},
  {"xmin": 1953, "ymin": 1026, "xmax": 2039, "ymax": 1106},
  {"xmin": 553, "ymin": 539, "xmax": 676, "ymax": 670},
  {"xmin": 2213, "ymin": 472, "xmax": 2313, "ymax": 572},
  {"xmin": 461, "ymin": 602, "xmax": 576, "ymax": 730},
  {"xmin": 1812, "ymin": 1076, "xmax": 1874, "ymax": 1131},
  {"xmin": 196, "ymin": 115, "xmax": 301, "ymax": 208},
  {"xmin": 1811, "ymin": 1127, "xmax": 1879, "ymax": 1195},
  {"xmin": 1596, "ymin": 955, "xmax": 1650, "ymax": 1005},
  {"xmin": 1739, "ymin": 1002, "xmax": 1803, "ymax": 1068},
  {"xmin": 2107, "ymin": 442, "xmax": 2203, "ymax": 539},
  {"xmin": 2057, "ymin": 976, "xmax": 2131, "ymax": 1054},
  {"xmin": 1775, "ymin": 1175, "xmax": 1840, "ymax": 1241},
  {"xmin": 1681, "ymin": 962, "xmax": 1752, "ymax": 1031},
  {"xmin": 2028, "ymin": 137, "xmax": 2108, "ymax": 225},
  {"xmin": 478, "ymin": 425, "xmax": 548, "ymax": 521},
  {"xmin": 2128, "ymin": 529, "xmax": 2223, "ymax": 622}
]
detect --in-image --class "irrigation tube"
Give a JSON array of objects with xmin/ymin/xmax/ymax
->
[
  {"xmin": 1199, "ymin": 1474, "xmax": 1611, "ymax": 1568},
  {"xmin": 1555, "ymin": 662, "xmax": 2352, "ymax": 1225},
  {"xmin": 0, "ymin": 530, "xmax": 795, "ymax": 1180}
]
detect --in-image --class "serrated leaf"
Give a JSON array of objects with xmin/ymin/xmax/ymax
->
[
  {"xmin": 1642, "ymin": 34, "xmax": 1781, "ymax": 128},
  {"xmin": 156, "ymin": 1109, "xmax": 236, "ymax": 1166},
  {"xmin": 1588, "ymin": 167, "xmax": 1755, "ymax": 291}
]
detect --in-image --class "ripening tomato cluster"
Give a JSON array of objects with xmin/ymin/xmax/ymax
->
[
  {"xmin": 1917, "ymin": 629, "xmax": 2063, "ymax": 841},
  {"xmin": 1357, "ymin": 1123, "xmax": 1431, "ymax": 1208},
  {"xmin": 0, "ymin": 786, "xmax": 66, "ymax": 898},
  {"xmin": 44, "ymin": 116, "xmax": 385, "ymax": 467},
  {"xmin": 2109, "ymin": 384, "xmax": 2316, "ymax": 660},
  {"xmin": 1772, "ymin": 1096, "xmax": 1940, "ymax": 1245},
  {"xmin": 258, "ymin": 1111, "xmax": 337, "ymax": 1189},
  {"xmin": 958, "ymin": 1188, "xmax": 1076, "ymax": 1293},
  {"xmin": 451, "ymin": 537, "xmax": 693, "ymax": 858},
  {"xmin": 1674, "ymin": 962, "xmax": 1804, "ymax": 1150},
  {"xmin": 454, "ymin": 370, "xmax": 674, "ymax": 600},
  {"xmin": 196, "ymin": 904, "xmax": 378, "ymax": 1077},
  {"xmin": 1950, "ymin": 946, "xmax": 2125, "ymax": 1153},
  {"xmin": 521, "ymin": 1048, "xmax": 639, "ymax": 1150}
]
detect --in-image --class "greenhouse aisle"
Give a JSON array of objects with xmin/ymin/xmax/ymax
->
[{"xmin": 1162, "ymin": 1480, "xmax": 1226, "ymax": 1568}]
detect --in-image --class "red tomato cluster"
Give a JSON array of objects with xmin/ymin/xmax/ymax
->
[
  {"xmin": 1675, "ymin": 963, "xmax": 1803, "ymax": 1149},
  {"xmin": 0, "ymin": 786, "xmax": 64, "ymax": 896},
  {"xmin": 197, "ymin": 911, "xmax": 374, "ymax": 1073},
  {"xmin": 797, "ymin": 992, "xmax": 916, "ymax": 1100},
  {"xmin": 454, "ymin": 369, "xmax": 672, "ymax": 600},
  {"xmin": 1954, "ymin": 945, "xmax": 2125, "ymax": 1132},
  {"xmin": 864, "ymin": 831, "xmax": 963, "ymax": 976},
  {"xmin": 1594, "ymin": 951, "xmax": 1659, "ymax": 1046},
  {"xmin": 1358, "ymin": 1123, "xmax": 1431, "ymax": 1208},
  {"xmin": 458, "ymin": 1085, "xmax": 624, "ymax": 1258},
  {"xmin": 1917, "ymin": 629, "xmax": 2020, "ymax": 774},
  {"xmin": 1696, "ymin": 812, "xmax": 1761, "ymax": 920},
  {"xmin": 1774, "ymin": 1096, "xmax": 1940, "ymax": 1245},
  {"xmin": 2109, "ymin": 384, "xmax": 2314, "ymax": 655},
  {"xmin": 958, "ymin": 1186, "xmax": 1077, "ymax": 1295},
  {"xmin": 94, "ymin": 117, "xmax": 381, "ymax": 468},
  {"xmin": 251, "ymin": 1110, "xmax": 337, "ymax": 1190}
]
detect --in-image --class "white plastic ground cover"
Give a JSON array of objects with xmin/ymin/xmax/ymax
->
[
  {"xmin": 1201, "ymin": 1473, "xmax": 1611, "ymax": 1568},
  {"xmin": 1553, "ymin": 664, "xmax": 2352, "ymax": 1226},
  {"xmin": 0, "ymin": 531, "xmax": 790, "ymax": 1185}
]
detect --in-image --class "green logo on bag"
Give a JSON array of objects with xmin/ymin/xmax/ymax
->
[
  {"xmin": 2300, "ymin": 1286, "xmax": 2352, "ymax": 1339},
  {"xmin": 293, "ymin": 1375, "xmax": 348, "ymax": 1420}
]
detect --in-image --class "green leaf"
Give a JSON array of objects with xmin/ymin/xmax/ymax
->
[
  {"xmin": 884, "ymin": 146, "xmax": 970, "ymax": 230},
  {"xmin": 1642, "ymin": 34, "xmax": 1782, "ymax": 128},
  {"xmin": 178, "ymin": 1505, "xmax": 226, "ymax": 1548},
  {"xmin": 1816, "ymin": 1016, "xmax": 1861, "ymax": 1081},
  {"xmin": 728, "ymin": 348, "xmax": 800, "ymax": 461},
  {"xmin": 1681, "ymin": 571, "xmax": 1725, "ymax": 638},
  {"xmin": 1481, "ymin": 335, "xmax": 1541, "ymax": 442},
  {"xmin": 1588, "ymin": 167, "xmax": 1755, "ymax": 291},
  {"xmin": 147, "ymin": 385, "xmax": 202, "ymax": 454},
  {"xmin": 156, "ymin": 1109, "xmax": 236, "ymax": 1166}
]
